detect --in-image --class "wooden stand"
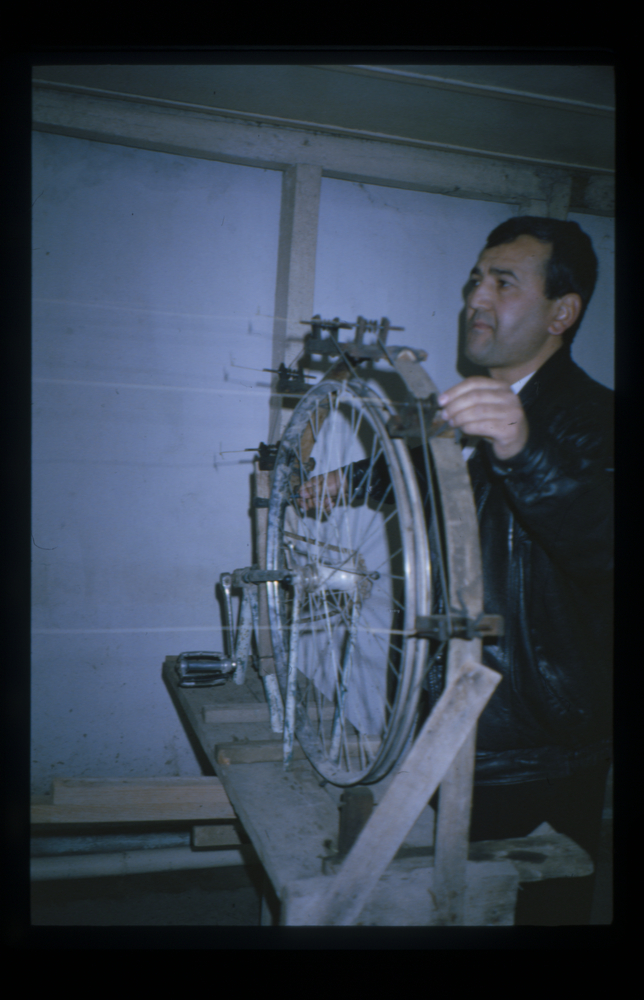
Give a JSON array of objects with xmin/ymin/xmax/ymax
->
[{"xmin": 162, "ymin": 657, "xmax": 593, "ymax": 926}]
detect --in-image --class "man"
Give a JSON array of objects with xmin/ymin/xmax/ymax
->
[{"xmin": 299, "ymin": 217, "xmax": 613, "ymax": 924}]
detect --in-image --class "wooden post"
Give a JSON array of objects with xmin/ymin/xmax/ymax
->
[
  {"xmin": 392, "ymin": 351, "xmax": 489, "ymax": 926},
  {"xmin": 432, "ymin": 640, "xmax": 480, "ymax": 925},
  {"xmin": 268, "ymin": 163, "xmax": 322, "ymax": 445},
  {"xmin": 430, "ymin": 428, "xmax": 485, "ymax": 926}
]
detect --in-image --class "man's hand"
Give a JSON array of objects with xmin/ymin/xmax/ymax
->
[
  {"xmin": 297, "ymin": 469, "xmax": 344, "ymax": 512},
  {"xmin": 438, "ymin": 377, "xmax": 529, "ymax": 461}
]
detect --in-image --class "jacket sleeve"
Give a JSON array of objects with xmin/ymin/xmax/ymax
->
[
  {"xmin": 342, "ymin": 454, "xmax": 395, "ymax": 504},
  {"xmin": 484, "ymin": 391, "xmax": 613, "ymax": 577},
  {"xmin": 347, "ymin": 446, "xmax": 434, "ymax": 507}
]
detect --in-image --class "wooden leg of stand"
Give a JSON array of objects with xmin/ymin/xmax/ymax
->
[{"xmin": 432, "ymin": 637, "xmax": 481, "ymax": 925}]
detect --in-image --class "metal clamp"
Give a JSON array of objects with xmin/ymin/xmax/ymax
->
[
  {"xmin": 387, "ymin": 396, "xmax": 439, "ymax": 439},
  {"xmin": 268, "ymin": 363, "xmax": 310, "ymax": 395},
  {"xmin": 415, "ymin": 613, "xmax": 504, "ymax": 642},
  {"xmin": 301, "ymin": 314, "xmax": 405, "ymax": 362},
  {"xmin": 257, "ymin": 441, "xmax": 280, "ymax": 471}
]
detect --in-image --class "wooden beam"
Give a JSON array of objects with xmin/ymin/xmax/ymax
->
[
  {"xmin": 390, "ymin": 358, "xmax": 486, "ymax": 927},
  {"xmin": 216, "ymin": 740, "xmax": 305, "ymax": 766},
  {"xmin": 215, "ymin": 735, "xmax": 379, "ymax": 766},
  {"xmin": 31, "ymin": 845, "xmax": 258, "ymax": 881},
  {"xmin": 203, "ymin": 702, "xmax": 335, "ymax": 724},
  {"xmin": 268, "ymin": 162, "xmax": 322, "ymax": 443},
  {"xmin": 33, "ymin": 86, "xmax": 601, "ymax": 215},
  {"xmin": 31, "ymin": 776, "xmax": 236, "ymax": 824},
  {"xmin": 192, "ymin": 824, "xmax": 242, "ymax": 848}
]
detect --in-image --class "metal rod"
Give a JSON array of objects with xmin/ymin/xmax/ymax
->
[
  {"xmin": 31, "ymin": 845, "xmax": 260, "ymax": 882},
  {"xmin": 219, "ymin": 573, "xmax": 235, "ymax": 660},
  {"xmin": 283, "ymin": 582, "xmax": 303, "ymax": 769}
]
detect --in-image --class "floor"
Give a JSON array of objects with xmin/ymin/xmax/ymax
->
[
  {"xmin": 30, "ymin": 816, "xmax": 612, "ymax": 928},
  {"xmin": 31, "ymin": 862, "xmax": 264, "ymax": 926},
  {"xmin": 29, "ymin": 763, "xmax": 612, "ymax": 929}
]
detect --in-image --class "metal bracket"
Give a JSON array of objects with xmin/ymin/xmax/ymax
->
[
  {"xmin": 415, "ymin": 614, "xmax": 504, "ymax": 642},
  {"xmin": 257, "ymin": 441, "xmax": 280, "ymax": 471},
  {"xmin": 230, "ymin": 566, "xmax": 293, "ymax": 588}
]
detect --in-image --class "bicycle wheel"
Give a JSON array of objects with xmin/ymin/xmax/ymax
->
[{"xmin": 266, "ymin": 376, "xmax": 430, "ymax": 785}]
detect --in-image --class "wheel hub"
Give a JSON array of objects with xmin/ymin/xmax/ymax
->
[{"xmin": 297, "ymin": 559, "xmax": 379, "ymax": 597}]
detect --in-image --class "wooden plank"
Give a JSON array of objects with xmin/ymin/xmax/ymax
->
[
  {"xmin": 164, "ymin": 648, "xmax": 341, "ymax": 895},
  {"xmin": 216, "ymin": 740, "xmax": 305, "ymax": 766},
  {"xmin": 31, "ymin": 800, "xmax": 236, "ymax": 824},
  {"xmin": 432, "ymin": 727, "xmax": 477, "ymax": 924},
  {"xmin": 30, "ymin": 775, "xmax": 237, "ymax": 824},
  {"xmin": 283, "ymin": 659, "xmax": 500, "ymax": 926},
  {"xmin": 428, "ymin": 420, "xmax": 485, "ymax": 926},
  {"xmin": 428, "ymin": 435, "xmax": 484, "ymax": 621},
  {"xmin": 192, "ymin": 824, "xmax": 243, "ymax": 848},
  {"xmin": 204, "ymin": 704, "xmax": 273, "ymax": 724},
  {"xmin": 215, "ymin": 735, "xmax": 380, "ymax": 766},
  {"xmin": 52, "ymin": 776, "xmax": 231, "ymax": 807},
  {"xmin": 203, "ymin": 702, "xmax": 336, "ymax": 724},
  {"xmin": 33, "ymin": 86, "xmax": 601, "ymax": 210},
  {"xmin": 392, "ymin": 351, "xmax": 439, "ymax": 400},
  {"xmin": 268, "ymin": 163, "xmax": 322, "ymax": 443},
  {"xmin": 31, "ymin": 846, "xmax": 258, "ymax": 882},
  {"xmin": 432, "ymin": 640, "xmax": 482, "ymax": 925}
]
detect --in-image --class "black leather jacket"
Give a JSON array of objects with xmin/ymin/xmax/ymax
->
[
  {"xmin": 465, "ymin": 347, "xmax": 613, "ymax": 784},
  {"xmin": 353, "ymin": 347, "xmax": 614, "ymax": 785}
]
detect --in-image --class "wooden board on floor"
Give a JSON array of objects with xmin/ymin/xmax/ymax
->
[{"xmin": 31, "ymin": 776, "xmax": 236, "ymax": 824}]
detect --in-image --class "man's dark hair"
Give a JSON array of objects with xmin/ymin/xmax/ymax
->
[{"xmin": 484, "ymin": 216, "xmax": 599, "ymax": 346}]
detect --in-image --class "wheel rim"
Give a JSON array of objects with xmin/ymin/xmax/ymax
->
[{"xmin": 266, "ymin": 378, "xmax": 430, "ymax": 785}]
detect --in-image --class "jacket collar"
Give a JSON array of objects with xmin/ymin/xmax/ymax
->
[{"xmin": 516, "ymin": 345, "xmax": 574, "ymax": 411}]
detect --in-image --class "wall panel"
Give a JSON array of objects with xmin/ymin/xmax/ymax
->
[{"xmin": 32, "ymin": 131, "xmax": 282, "ymax": 792}]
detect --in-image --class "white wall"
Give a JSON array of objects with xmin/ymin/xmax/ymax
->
[
  {"xmin": 567, "ymin": 212, "xmax": 614, "ymax": 390},
  {"xmin": 31, "ymin": 132, "xmax": 282, "ymax": 793}
]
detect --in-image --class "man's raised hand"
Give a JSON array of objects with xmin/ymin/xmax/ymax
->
[{"xmin": 438, "ymin": 377, "xmax": 529, "ymax": 461}]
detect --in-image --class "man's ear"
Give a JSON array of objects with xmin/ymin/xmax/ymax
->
[{"xmin": 548, "ymin": 293, "xmax": 582, "ymax": 336}]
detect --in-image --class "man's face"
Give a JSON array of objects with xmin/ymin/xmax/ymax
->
[{"xmin": 464, "ymin": 234, "xmax": 561, "ymax": 371}]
